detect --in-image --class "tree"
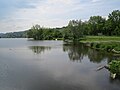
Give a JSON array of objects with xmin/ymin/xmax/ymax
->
[
  {"xmin": 88, "ymin": 16, "xmax": 106, "ymax": 35},
  {"xmin": 27, "ymin": 24, "xmax": 44, "ymax": 40},
  {"xmin": 63, "ymin": 20, "xmax": 84, "ymax": 41},
  {"xmin": 107, "ymin": 10, "xmax": 120, "ymax": 35},
  {"xmin": 82, "ymin": 21, "xmax": 90, "ymax": 35},
  {"xmin": 53, "ymin": 30, "xmax": 63, "ymax": 38},
  {"xmin": 27, "ymin": 10, "xmax": 120, "ymax": 40}
]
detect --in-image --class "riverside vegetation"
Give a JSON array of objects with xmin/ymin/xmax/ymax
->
[
  {"xmin": 26, "ymin": 10, "xmax": 120, "ymax": 77},
  {"xmin": 81, "ymin": 36, "xmax": 120, "ymax": 54},
  {"xmin": 27, "ymin": 10, "xmax": 120, "ymax": 40},
  {"xmin": 81, "ymin": 36, "xmax": 120, "ymax": 78},
  {"xmin": 27, "ymin": 10, "xmax": 120, "ymax": 54}
]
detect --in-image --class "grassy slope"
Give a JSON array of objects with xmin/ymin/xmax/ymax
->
[
  {"xmin": 80, "ymin": 36, "xmax": 120, "ymax": 52},
  {"xmin": 81, "ymin": 36, "xmax": 120, "ymax": 42}
]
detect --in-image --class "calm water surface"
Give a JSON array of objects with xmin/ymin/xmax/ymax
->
[{"xmin": 0, "ymin": 38, "xmax": 120, "ymax": 90}]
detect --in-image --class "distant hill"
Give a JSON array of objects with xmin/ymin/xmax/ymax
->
[
  {"xmin": 0, "ymin": 33, "xmax": 3, "ymax": 38},
  {"xmin": 0, "ymin": 31, "xmax": 27, "ymax": 38}
]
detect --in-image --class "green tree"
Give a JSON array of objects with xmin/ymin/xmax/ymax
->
[
  {"xmin": 107, "ymin": 10, "xmax": 120, "ymax": 35},
  {"xmin": 53, "ymin": 30, "xmax": 63, "ymax": 38},
  {"xmin": 27, "ymin": 25, "xmax": 44, "ymax": 40},
  {"xmin": 88, "ymin": 16, "xmax": 106, "ymax": 35},
  {"xmin": 27, "ymin": 10, "xmax": 120, "ymax": 40},
  {"xmin": 63, "ymin": 20, "xmax": 84, "ymax": 41}
]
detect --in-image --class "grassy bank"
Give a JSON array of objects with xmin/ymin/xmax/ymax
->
[
  {"xmin": 80, "ymin": 36, "xmax": 120, "ymax": 54},
  {"xmin": 81, "ymin": 36, "xmax": 120, "ymax": 42},
  {"xmin": 90, "ymin": 42, "xmax": 120, "ymax": 52}
]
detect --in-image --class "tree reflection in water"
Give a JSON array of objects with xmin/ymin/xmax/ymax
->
[
  {"xmin": 63, "ymin": 42, "xmax": 115, "ymax": 63},
  {"xmin": 88, "ymin": 49, "xmax": 108, "ymax": 63},
  {"xmin": 63, "ymin": 42, "xmax": 88, "ymax": 62},
  {"xmin": 29, "ymin": 46, "xmax": 51, "ymax": 54}
]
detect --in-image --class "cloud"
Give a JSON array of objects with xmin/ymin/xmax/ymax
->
[
  {"xmin": 0, "ymin": 0, "xmax": 120, "ymax": 32},
  {"xmin": 91, "ymin": 0, "xmax": 101, "ymax": 3},
  {"xmin": 0, "ymin": 0, "xmax": 82, "ymax": 32}
]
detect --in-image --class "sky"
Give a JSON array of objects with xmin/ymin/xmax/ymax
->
[{"xmin": 0, "ymin": 0, "xmax": 120, "ymax": 33}]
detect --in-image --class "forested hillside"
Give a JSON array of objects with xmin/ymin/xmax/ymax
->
[{"xmin": 0, "ymin": 31, "xmax": 27, "ymax": 38}]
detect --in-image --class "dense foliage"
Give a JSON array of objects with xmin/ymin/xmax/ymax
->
[
  {"xmin": 27, "ymin": 25, "xmax": 63, "ymax": 40},
  {"xmin": 109, "ymin": 60, "xmax": 120, "ymax": 75},
  {"xmin": 26, "ymin": 10, "xmax": 120, "ymax": 40},
  {"xmin": 90, "ymin": 42, "xmax": 120, "ymax": 52}
]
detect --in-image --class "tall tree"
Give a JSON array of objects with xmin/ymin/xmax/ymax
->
[
  {"xmin": 107, "ymin": 10, "xmax": 120, "ymax": 35},
  {"xmin": 88, "ymin": 16, "xmax": 106, "ymax": 35},
  {"xmin": 64, "ymin": 20, "xmax": 84, "ymax": 41},
  {"xmin": 27, "ymin": 24, "xmax": 44, "ymax": 40}
]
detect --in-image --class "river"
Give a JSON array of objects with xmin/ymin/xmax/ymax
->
[{"xmin": 0, "ymin": 38, "xmax": 120, "ymax": 90}]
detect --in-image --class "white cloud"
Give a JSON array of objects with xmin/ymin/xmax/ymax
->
[
  {"xmin": 92, "ymin": 0, "xmax": 101, "ymax": 3},
  {"xmin": 46, "ymin": 0, "xmax": 73, "ymax": 5},
  {"xmin": 0, "ymin": 0, "xmax": 118, "ymax": 32},
  {"xmin": 0, "ymin": 0, "xmax": 83, "ymax": 32}
]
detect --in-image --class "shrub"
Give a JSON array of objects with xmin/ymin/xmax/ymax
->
[
  {"xmin": 109, "ymin": 60, "xmax": 120, "ymax": 74},
  {"xmin": 106, "ymin": 45, "xmax": 113, "ymax": 51},
  {"xmin": 90, "ymin": 43, "xmax": 94, "ymax": 47},
  {"xmin": 114, "ymin": 46, "xmax": 120, "ymax": 51},
  {"xmin": 96, "ymin": 43, "xmax": 101, "ymax": 48},
  {"xmin": 100, "ymin": 44, "xmax": 106, "ymax": 50}
]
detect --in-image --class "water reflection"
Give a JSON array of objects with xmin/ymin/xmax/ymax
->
[
  {"xmin": 0, "ymin": 39, "xmax": 120, "ymax": 90},
  {"xmin": 63, "ymin": 42, "xmax": 88, "ymax": 62},
  {"xmin": 88, "ymin": 49, "xmax": 108, "ymax": 63},
  {"xmin": 109, "ymin": 74, "xmax": 120, "ymax": 83},
  {"xmin": 63, "ymin": 42, "xmax": 120, "ymax": 82},
  {"xmin": 63, "ymin": 42, "xmax": 114, "ymax": 63},
  {"xmin": 29, "ymin": 46, "xmax": 51, "ymax": 54}
]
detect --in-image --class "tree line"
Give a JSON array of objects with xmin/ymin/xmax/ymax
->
[
  {"xmin": 0, "ymin": 31, "xmax": 27, "ymax": 38},
  {"xmin": 27, "ymin": 10, "xmax": 120, "ymax": 40},
  {"xmin": 27, "ymin": 25, "xmax": 63, "ymax": 40}
]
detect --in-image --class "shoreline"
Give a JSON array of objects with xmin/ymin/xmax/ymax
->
[{"xmin": 79, "ymin": 36, "xmax": 120, "ymax": 55}]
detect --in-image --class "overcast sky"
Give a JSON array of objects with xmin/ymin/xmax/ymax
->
[{"xmin": 0, "ymin": 0, "xmax": 120, "ymax": 33}]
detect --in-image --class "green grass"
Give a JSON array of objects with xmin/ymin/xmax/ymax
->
[
  {"xmin": 81, "ymin": 36, "xmax": 120, "ymax": 42},
  {"xmin": 80, "ymin": 36, "xmax": 120, "ymax": 53},
  {"xmin": 90, "ymin": 42, "xmax": 120, "ymax": 51}
]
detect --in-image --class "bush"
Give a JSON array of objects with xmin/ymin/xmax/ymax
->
[
  {"xmin": 114, "ymin": 46, "xmax": 120, "ymax": 51},
  {"xmin": 89, "ymin": 42, "xmax": 120, "ymax": 52},
  {"xmin": 106, "ymin": 45, "xmax": 113, "ymax": 51},
  {"xmin": 96, "ymin": 43, "xmax": 101, "ymax": 48},
  {"xmin": 100, "ymin": 44, "xmax": 105, "ymax": 50},
  {"xmin": 109, "ymin": 60, "xmax": 120, "ymax": 74},
  {"xmin": 90, "ymin": 43, "xmax": 94, "ymax": 47}
]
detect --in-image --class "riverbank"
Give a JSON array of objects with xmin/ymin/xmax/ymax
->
[
  {"xmin": 80, "ymin": 36, "xmax": 120, "ymax": 55},
  {"xmin": 81, "ymin": 36, "xmax": 120, "ymax": 42}
]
